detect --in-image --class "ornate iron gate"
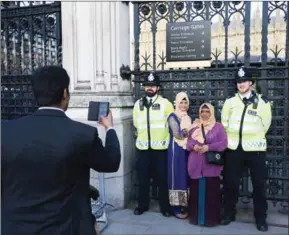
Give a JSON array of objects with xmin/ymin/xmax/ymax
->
[
  {"xmin": 131, "ymin": 1, "xmax": 289, "ymax": 213},
  {"xmin": 1, "ymin": 1, "xmax": 62, "ymax": 120}
]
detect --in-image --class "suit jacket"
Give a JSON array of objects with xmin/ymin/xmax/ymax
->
[{"xmin": 1, "ymin": 109, "xmax": 121, "ymax": 235}]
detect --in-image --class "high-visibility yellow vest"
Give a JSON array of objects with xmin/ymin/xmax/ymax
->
[
  {"xmin": 133, "ymin": 96, "xmax": 174, "ymax": 150},
  {"xmin": 221, "ymin": 93, "xmax": 272, "ymax": 151}
]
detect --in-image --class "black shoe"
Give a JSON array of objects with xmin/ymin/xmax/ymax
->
[
  {"xmin": 256, "ymin": 222, "xmax": 268, "ymax": 232},
  {"xmin": 161, "ymin": 210, "xmax": 171, "ymax": 217},
  {"xmin": 220, "ymin": 214, "xmax": 236, "ymax": 225},
  {"xmin": 160, "ymin": 209, "xmax": 172, "ymax": 217},
  {"xmin": 134, "ymin": 206, "xmax": 149, "ymax": 215}
]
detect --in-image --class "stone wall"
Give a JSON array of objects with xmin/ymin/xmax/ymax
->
[{"xmin": 62, "ymin": 2, "xmax": 135, "ymax": 209}]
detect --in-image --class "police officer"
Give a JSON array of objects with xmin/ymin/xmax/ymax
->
[
  {"xmin": 221, "ymin": 67, "xmax": 272, "ymax": 232},
  {"xmin": 133, "ymin": 72, "xmax": 174, "ymax": 217}
]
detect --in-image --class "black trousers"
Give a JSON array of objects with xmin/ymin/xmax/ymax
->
[
  {"xmin": 136, "ymin": 149, "xmax": 170, "ymax": 212},
  {"xmin": 223, "ymin": 146, "xmax": 268, "ymax": 223}
]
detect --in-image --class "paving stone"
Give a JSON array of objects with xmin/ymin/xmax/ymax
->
[
  {"xmin": 102, "ymin": 222, "xmax": 148, "ymax": 235},
  {"xmin": 108, "ymin": 209, "xmax": 169, "ymax": 225},
  {"xmin": 201, "ymin": 221, "xmax": 288, "ymax": 234},
  {"xmin": 127, "ymin": 200, "xmax": 289, "ymax": 227},
  {"xmin": 143, "ymin": 222, "xmax": 202, "ymax": 234},
  {"xmin": 103, "ymin": 209, "xmax": 288, "ymax": 235}
]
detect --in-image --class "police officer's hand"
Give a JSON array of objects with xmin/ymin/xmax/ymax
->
[
  {"xmin": 98, "ymin": 111, "xmax": 113, "ymax": 130},
  {"xmin": 134, "ymin": 130, "xmax": 138, "ymax": 139}
]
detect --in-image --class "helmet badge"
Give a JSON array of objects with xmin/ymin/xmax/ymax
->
[
  {"xmin": 238, "ymin": 67, "xmax": 245, "ymax": 78},
  {"xmin": 148, "ymin": 73, "xmax": 155, "ymax": 81}
]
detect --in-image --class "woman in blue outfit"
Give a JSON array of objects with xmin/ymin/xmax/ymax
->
[{"xmin": 167, "ymin": 92, "xmax": 192, "ymax": 219}]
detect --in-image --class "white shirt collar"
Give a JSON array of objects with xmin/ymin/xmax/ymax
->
[
  {"xmin": 38, "ymin": 107, "xmax": 65, "ymax": 112},
  {"xmin": 146, "ymin": 94, "xmax": 157, "ymax": 102},
  {"xmin": 239, "ymin": 91, "xmax": 252, "ymax": 99}
]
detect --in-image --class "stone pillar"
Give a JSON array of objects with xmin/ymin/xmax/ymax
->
[{"xmin": 61, "ymin": 2, "xmax": 135, "ymax": 209}]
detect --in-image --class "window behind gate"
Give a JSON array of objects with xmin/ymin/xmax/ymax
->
[{"xmin": 1, "ymin": 1, "xmax": 62, "ymax": 120}]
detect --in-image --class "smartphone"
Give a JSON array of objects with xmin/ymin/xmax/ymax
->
[{"xmin": 87, "ymin": 101, "xmax": 110, "ymax": 121}]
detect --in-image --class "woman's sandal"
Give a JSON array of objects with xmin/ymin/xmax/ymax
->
[{"xmin": 174, "ymin": 213, "xmax": 189, "ymax": 219}]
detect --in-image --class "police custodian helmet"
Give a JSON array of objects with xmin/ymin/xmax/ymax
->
[
  {"xmin": 235, "ymin": 66, "xmax": 255, "ymax": 84},
  {"xmin": 142, "ymin": 72, "xmax": 161, "ymax": 87}
]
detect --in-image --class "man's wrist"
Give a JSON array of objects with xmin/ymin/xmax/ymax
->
[{"xmin": 105, "ymin": 126, "xmax": 113, "ymax": 131}]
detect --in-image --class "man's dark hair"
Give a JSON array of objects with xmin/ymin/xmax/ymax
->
[{"xmin": 31, "ymin": 66, "xmax": 70, "ymax": 107}]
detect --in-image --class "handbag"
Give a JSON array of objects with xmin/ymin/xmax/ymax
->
[{"xmin": 201, "ymin": 124, "xmax": 224, "ymax": 165}]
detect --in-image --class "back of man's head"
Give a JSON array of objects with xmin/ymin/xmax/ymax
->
[{"xmin": 32, "ymin": 66, "xmax": 70, "ymax": 107}]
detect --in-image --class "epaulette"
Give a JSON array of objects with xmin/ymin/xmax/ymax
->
[
  {"xmin": 260, "ymin": 95, "xmax": 269, "ymax": 103},
  {"xmin": 139, "ymin": 96, "xmax": 146, "ymax": 102}
]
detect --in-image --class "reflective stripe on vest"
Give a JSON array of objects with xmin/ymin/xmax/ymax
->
[{"xmin": 136, "ymin": 140, "xmax": 169, "ymax": 149}]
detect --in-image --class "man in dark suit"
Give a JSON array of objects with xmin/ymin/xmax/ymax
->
[{"xmin": 1, "ymin": 66, "xmax": 121, "ymax": 235}]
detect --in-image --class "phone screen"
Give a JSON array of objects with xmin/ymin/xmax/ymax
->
[{"xmin": 99, "ymin": 102, "xmax": 109, "ymax": 119}]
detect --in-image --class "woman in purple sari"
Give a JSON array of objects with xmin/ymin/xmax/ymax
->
[
  {"xmin": 167, "ymin": 92, "xmax": 192, "ymax": 219},
  {"xmin": 187, "ymin": 103, "xmax": 228, "ymax": 227}
]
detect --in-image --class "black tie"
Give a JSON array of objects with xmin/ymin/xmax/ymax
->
[{"xmin": 149, "ymin": 99, "xmax": 153, "ymax": 106}]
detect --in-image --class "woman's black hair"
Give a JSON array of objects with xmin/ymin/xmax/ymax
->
[{"xmin": 202, "ymin": 104, "xmax": 209, "ymax": 109}]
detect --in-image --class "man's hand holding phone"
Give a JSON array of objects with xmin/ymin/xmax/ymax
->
[
  {"xmin": 87, "ymin": 101, "xmax": 112, "ymax": 131},
  {"xmin": 98, "ymin": 111, "xmax": 113, "ymax": 131}
]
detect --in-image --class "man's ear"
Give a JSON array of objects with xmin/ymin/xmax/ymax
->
[{"xmin": 63, "ymin": 88, "xmax": 69, "ymax": 100}]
